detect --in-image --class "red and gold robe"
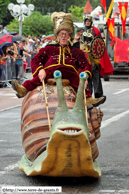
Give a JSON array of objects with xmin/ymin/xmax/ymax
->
[{"xmin": 23, "ymin": 43, "xmax": 92, "ymax": 95}]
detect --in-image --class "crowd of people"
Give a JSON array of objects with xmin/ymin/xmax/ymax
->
[{"xmin": 0, "ymin": 34, "xmax": 52, "ymax": 81}]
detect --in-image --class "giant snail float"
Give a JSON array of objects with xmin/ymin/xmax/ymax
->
[{"xmin": 19, "ymin": 70, "xmax": 103, "ymax": 177}]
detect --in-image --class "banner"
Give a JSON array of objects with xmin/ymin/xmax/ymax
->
[
  {"xmin": 101, "ymin": 0, "xmax": 106, "ymax": 12},
  {"xmin": 106, "ymin": 0, "xmax": 114, "ymax": 21},
  {"xmin": 114, "ymin": 37, "xmax": 129, "ymax": 63},
  {"xmin": 107, "ymin": 17, "xmax": 115, "ymax": 46},
  {"xmin": 118, "ymin": 2, "xmax": 128, "ymax": 35}
]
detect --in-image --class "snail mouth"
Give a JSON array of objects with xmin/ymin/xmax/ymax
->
[{"xmin": 57, "ymin": 127, "xmax": 82, "ymax": 134}]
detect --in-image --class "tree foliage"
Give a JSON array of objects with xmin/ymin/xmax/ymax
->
[
  {"xmin": 30, "ymin": 0, "xmax": 101, "ymax": 15},
  {"xmin": 69, "ymin": 5, "xmax": 84, "ymax": 22},
  {"xmin": 90, "ymin": 0, "xmax": 101, "ymax": 10},
  {"xmin": 1, "ymin": 0, "xmax": 101, "ymax": 26},
  {"xmin": 0, "ymin": 0, "xmax": 14, "ymax": 26},
  {"xmin": 2, "ymin": 0, "xmax": 102, "ymax": 34},
  {"xmin": 31, "ymin": 0, "xmax": 87, "ymax": 15},
  {"xmin": 7, "ymin": 11, "xmax": 54, "ymax": 36}
]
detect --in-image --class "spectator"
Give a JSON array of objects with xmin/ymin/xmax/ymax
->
[
  {"xmin": 9, "ymin": 43, "xmax": 19, "ymax": 79},
  {"xmin": 16, "ymin": 42, "xmax": 31, "ymax": 79},
  {"xmin": 0, "ymin": 48, "xmax": 4, "ymax": 59},
  {"xmin": 0, "ymin": 56, "xmax": 7, "ymax": 79},
  {"xmin": 3, "ymin": 26, "xmax": 7, "ymax": 34},
  {"xmin": 21, "ymin": 38, "xmax": 27, "ymax": 51},
  {"xmin": 41, "ymin": 35, "xmax": 46, "ymax": 43},
  {"xmin": 42, "ymin": 38, "xmax": 50, "ymax": 48},
  {"xmin": 27, "ymin": 39, "xmax": 35, "ymax": 58},
  {"xmin": 0, "ymin": 45, "xmax": 15, "ymax": 80},
  {"xmin": 17, "ymin": 42, "xmax": 31, "ymax": 58},
  {"xmin": 37, "ymin": 34, "xmax": 41, "ymax": 42},
  {"xmin": 34, "ymin": 39, "xmax": 41, "ymax": 50}
]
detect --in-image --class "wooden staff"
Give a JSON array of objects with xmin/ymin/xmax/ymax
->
[
  {"xmin": 105, "ymin": 28, "xmax": 107, "ymax": 47},
  {"xmin": 84, "ymin": 88, "xmax": 88, "ymax": 126},
  {"xmin": 42, "ymin": 80, "xmax": 51, "ymax": 131}
]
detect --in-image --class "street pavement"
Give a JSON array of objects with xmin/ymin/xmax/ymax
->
[
  {"xmin": 0, "ymin": 73, "xmax": 32, "ymax": 111},
  {"xmin": 0, "ymin": 76, "xmax": 129, "ymax": 194},
  {"xmin": 0, "ymin": 87, "xmax": 22, "ymax": 111}
]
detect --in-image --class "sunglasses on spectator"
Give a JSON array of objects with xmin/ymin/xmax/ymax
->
[{"xmin": 59, "ymin": 33, "xmax": 69, "ymax": 37}]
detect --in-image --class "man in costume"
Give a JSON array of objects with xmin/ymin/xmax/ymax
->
[
  {"xmin": 75, "ymin": 15, "xmax": 114, "ymax": 99},
  {"xmin": 11, "ymin": 12, "xmax": 106, "ymax": 107}
]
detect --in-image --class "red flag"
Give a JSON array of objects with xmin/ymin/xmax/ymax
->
[
  {"xmin": 114, "ymin": 37, "xmax": 129, "ymax": 63},
  {"xmin": 101, "ymin": 0, "xmax": 114, "ymax": 20},
  {"xmin": 107, "ymin": 17, "xmax": 115, "ymax": 46},
  {"xmin": 118, "ymin": 2, "xmax": 128, "ymax": 35},
  {"xmin": 101, "ymin": 0, "xmax": 106, "ymax": 12}
]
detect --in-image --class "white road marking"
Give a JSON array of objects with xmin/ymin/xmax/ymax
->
[
  {"xmin": 101, "ymin": 109, "xmax": 129, "ymax": 128},
  {"xmin": 113, "ymin": 88, "xmax": 129, "ymax": 94},
  {"xmin": 0, "ymin": 118, "xmax": 21, "ymax": 127},
  {"xmin": 0, "ymin": 94, "xmax": 15, "ymax": 96},
  {"xmin": 0, "ymin": 92, "xmax": 15, "ymax": 96},
  {"xmin": 12, "ymin": 96, "xmax": 18, "ymax": 98},
  {"xmin": 0, "ymin": 162, "xmax": 20, "ymax": 176},
  {"xmin": 99, "ymin": 190, "xmax": 115, "ymax": 193},
  {"xmin": 0, "ymin": 107, "xmax": 129, "ymax": 178},
  {"xmin": 0, "ymin": 132, "xmax": 20, "ymax": 134},
  {"xmin": 0, "ymin": 105, "xmax": 21, "ymax": 112},
  {"xmin": 0, "ymin": 140, "xmax": 7, "ymax": 142}
]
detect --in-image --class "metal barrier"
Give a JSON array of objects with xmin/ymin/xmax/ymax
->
[
  {"xmin": 26, "ymin": 52, "xmax": 37, "ymax": 71},
  {"xmin": 0, "ymin": 52, "xmax": 38, "ymax": 87},
  {"xmin": 0, "ymin": 57, "xmax": 25, "ymax": 87}
]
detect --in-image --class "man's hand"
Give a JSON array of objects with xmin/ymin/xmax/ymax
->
[
  {"xmin": 75, "ymin": 32, "xmax": 80, "ymax": 41},
  {"xmin": 84, "ymin": 79, "xmax": 88, "ymax": 89},
  {"xmin": 26, "ymin": 54, "xmax": 31, "ymax": 58},
  {"xmin": 30, "ymin": 51, "xmax": 34, "ymax": 54},
  {"xmin": 13, "ymin": 43, "xmax": 17, "ymax": 47},
  {"xmin": 38, "ymin": 69, "xmax": 46, "ymax": 82},
  {"xmin": 12, "ymin": 57, "xmax": 16, "ymax": 62}
]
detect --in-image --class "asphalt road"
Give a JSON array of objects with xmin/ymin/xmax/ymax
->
[{"xmin": 0, "ymin": 77, "xmax": 129, "ymax": 194}]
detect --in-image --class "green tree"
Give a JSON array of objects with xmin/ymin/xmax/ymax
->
[
  {"xmin": 30, "ymin": 0, "xmax": 101, "ymax": 15},
  {"xmin": 69, "ymin": 5, "xmax": 85, "ymax": 22},
  {"xmin": 7, "ymin": 11, "xmax": 54, "ymax": 36},
  {"xmin": 90, "ymin": 0, "xmax": 101, "ymax": 10},
  {"xmin": 2, "ymin": 0, "xmax": 102, "ymax": 27},
  {"xmin": 0, "ymin": 0, "xmax": 14, "ymax": 26},
  {"xmin": 30, "ymin": 0, "xmax": 87, "ymax": 15}
]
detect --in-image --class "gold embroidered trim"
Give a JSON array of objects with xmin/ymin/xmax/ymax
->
[{"xmin": 33, "ymin": 66, "xmax": 43, "ymax": 76}]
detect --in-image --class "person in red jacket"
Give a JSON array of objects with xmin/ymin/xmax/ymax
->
[
  {"xmin": 75, "ymin": 14, "xmax": 114, "ymax": 99},
  {"xmin": 11, "ymin": 12, "xmax": 106, "ymax": 107}
]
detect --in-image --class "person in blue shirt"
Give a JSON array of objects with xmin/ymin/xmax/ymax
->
[{"xmin": 3, "ymin": 27, "xmax": 7, "ymax": 34}]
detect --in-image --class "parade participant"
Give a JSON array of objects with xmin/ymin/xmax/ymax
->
[
  {"xmin": 75, "ymin": 14, "xmax": 114, "ymax": 99},
  {"xmin": 11, "ymin": 12, "xmax": 106, "ymax": 107}
]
